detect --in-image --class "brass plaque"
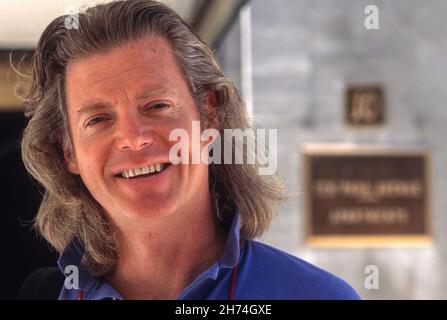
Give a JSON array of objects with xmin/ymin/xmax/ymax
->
[
  {"xmin": 346, "ymin": 86, "xmax": 385, "ymax": 126},
  {"xmin": 303, "ymin": 144, "xmax": 431, "ymax": 247}
]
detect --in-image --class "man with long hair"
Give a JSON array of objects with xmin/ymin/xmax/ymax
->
[{"xmin": 18, "ymin": 0, "xmax": 359, "ymax": 300}]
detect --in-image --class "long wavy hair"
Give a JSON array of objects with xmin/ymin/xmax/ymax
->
[{"xmin": 19, "ymin": 0, "xmax": 289, "ymax": 276}]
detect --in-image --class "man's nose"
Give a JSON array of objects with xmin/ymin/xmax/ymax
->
[{"xmin": 116, "ymin": 113, "xmax": 156, "ymax": 151}]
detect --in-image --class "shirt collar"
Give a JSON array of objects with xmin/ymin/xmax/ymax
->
[
  {"xmin": 219, "ymin": 209, "xmax": 242, "ymax": 269},
  {"xmin": 58, "ymin": 238, "xmax": 97, "ymax": 292}
]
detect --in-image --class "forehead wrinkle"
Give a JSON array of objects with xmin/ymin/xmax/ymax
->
[
  {"xmin": 78, "ymin": 75, "xmax": 154, "ymax": 108},
  {"xmin": 74, "ymin": 64, "xmax": 157, "ymax": 88}
]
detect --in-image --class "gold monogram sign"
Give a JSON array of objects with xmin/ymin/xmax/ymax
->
[{"xmin": 346, "ymin": 86, "xmax": 384, "ymax": 126}]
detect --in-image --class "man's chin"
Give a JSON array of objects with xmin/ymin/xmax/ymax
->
[{"xmin": 118, "ymin": 201, "xmax": 177, "ymax": 221}]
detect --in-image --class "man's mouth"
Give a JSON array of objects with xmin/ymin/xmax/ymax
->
[{"xmin": 117, "ymin": 163, "xmax": 171, "ymax": 179}]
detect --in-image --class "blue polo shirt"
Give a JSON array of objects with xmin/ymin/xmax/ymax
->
[{"xmin": 57, "ymin": 212, "xmax": 360, "ymax": 300}]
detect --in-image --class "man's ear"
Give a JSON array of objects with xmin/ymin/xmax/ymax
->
[
  {"xmin": 202, "ymin": 90, "xmax": 219, "ymax": 130},
  {"xmin": 63, "ymin": 143, "xmax": 80, "ymax": 175}
]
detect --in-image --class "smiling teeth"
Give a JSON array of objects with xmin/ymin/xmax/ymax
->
[{"xmin": 121, "ymin": 163, "xmax": 165, "ymax": 178}]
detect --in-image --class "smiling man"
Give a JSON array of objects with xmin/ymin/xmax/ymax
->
[
  {"xmin": 18, "ymin": 0, "xmax": 360, "ymax": 300},
  {"xmin": 62, "ymin": 36, "xmax": 226, "ymax": 300}
]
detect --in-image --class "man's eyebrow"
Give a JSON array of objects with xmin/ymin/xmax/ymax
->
[
  {"xmin": 76, "ymin": 103, "xmax": 111, "ymax": 118},
  {"xmin": 136, "ymin": 88, "xmax": 177, "ymax": 100}
]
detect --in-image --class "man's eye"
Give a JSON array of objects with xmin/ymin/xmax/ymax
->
[
  {"xmin": 86, "ymin": 116, "xmax": 106, "ymax": 127},
  {"xmin": 145, "ymin": 102, "xmax": 170, "ymax": 110}
]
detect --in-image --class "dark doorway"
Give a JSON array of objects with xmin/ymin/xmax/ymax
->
[{"xmin": 0, "ymin": 111, "xmax": 58, "ymax": 299}]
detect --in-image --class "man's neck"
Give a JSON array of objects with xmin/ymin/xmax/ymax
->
[{"xmin": 106, "ymin": 203, "xmax": 228, "ymax": 300}]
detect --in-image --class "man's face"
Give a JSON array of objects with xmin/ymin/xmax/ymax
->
[{"xmin": 64, "ymin": 36, "xmax": 210, "ymax": 223}]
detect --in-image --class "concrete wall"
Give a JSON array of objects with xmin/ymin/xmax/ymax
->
[{"xmin": 217, "ymin": 0, "xmax": 447, "ymax": 299}]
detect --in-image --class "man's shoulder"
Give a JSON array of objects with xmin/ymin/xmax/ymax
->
[{"xmin": 240, "ymin": 240, "xmax": 360, "ymax": 300}]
